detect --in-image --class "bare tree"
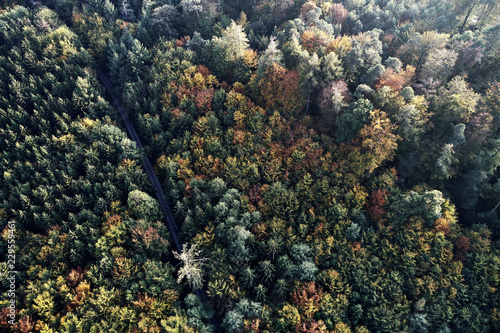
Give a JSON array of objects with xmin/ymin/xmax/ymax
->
[{"xmin": 173, "ymin": 244, "xmax": 206, "ymax": 290}]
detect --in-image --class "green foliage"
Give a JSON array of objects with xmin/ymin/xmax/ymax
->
[
  {"xmin": 335, "ymin": 98, "xmax": 373, "ymax": 143},
  {"xmin": 390, "ymin": 190, "xmax": 445, "ymax": 227},
  {"xmin": 3, "ymin": 0, "xmax": 500, "ymax": 332},
  {"xmin": 127, "ymin": 189, "xmax": 163, "ymax": 222}
]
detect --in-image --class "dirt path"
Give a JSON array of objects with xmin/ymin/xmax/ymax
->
[{"xmin": 96, "ymin": 69, "xmax": 182, "ymax": 253}]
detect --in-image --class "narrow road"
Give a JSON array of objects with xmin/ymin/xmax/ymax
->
[
  {"xmin": 96, "ymin": 70, "xmax": 220, "ymax": 331},
  {"xmin": 96, "ymin": 70, "xmax": 182, "ymax": 253}
]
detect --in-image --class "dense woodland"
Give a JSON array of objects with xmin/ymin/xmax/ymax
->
[{"xmin": 0, "ymin": 0, "xmax": 499, "ymax": 331}]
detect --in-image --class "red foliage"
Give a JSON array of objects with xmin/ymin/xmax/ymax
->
[
  {"xmin": 175, "ymin": 85, "xmax": 194, "ymax": 102},
  {"xmin": 196, "ymin": 65, "xmax": 211, "ymax": 77},
  {"xmin": 454, "ymin": 235, "xmax": 471, "ymax": 262},
  {"xmin": 376, "ymin": 66, "xmax": 415, "ymax": 92},
  {"xmin": 175, "ymin": 35, "xmax": 191, "ymax": 47},
  {"xmin": 297, "ymin": 321, "xmax": 328, "ymax": 332},
  {"xmin": 259, "ymin": 64, "xmax": 305, "ymax": 118},
  {"xmin": 194, "ymin": 88, "xmax": 215, "ymax": 113},
  {"xmin": 291, "ymin": 282, "xmax": 323, "ymax": 321},
  {"xmin": 366, "ymin": 189, "xmax": 389, "ymax": 224},
  {"xmin": 300, "ymin": 2, "xmax": 316, "ymax": 20},
  {"xmin": 66, "ymin": 266, "xmax": 84, "ymax": 287},
  {"xmin": 249, "ymin": 185, "xmax": 262, "ymax": 204},
  {"xmin": 131, "ymin": 225, "xmax": 167, "ymax": 249},
  {"xmin": 330, "ymin": 3, "xmax": 348, "ymax": 25}
]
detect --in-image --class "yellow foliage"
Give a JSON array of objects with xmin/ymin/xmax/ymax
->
[
  {"xmin": 81, "ymin": 118, "xmax": 95, "ymax": 129},
  {"xmin": 335, "ymin": 322, "xmax": 352, "ymax": 333},
  {"xmin": 326, "ymin": 36, "xmax": 352, "ymax": 58}
]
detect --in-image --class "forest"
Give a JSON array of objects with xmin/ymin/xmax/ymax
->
[{"xmin": 0, "ymin": 0, "xmax": 499, "ymax": 331}]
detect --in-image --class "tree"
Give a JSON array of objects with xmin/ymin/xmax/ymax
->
[
  {"xmin": 319, "ymin": 80, "xmax": 352, "ymax": 125},
  {"xmin": 221, "ymin": 20, "xmax": 249, "ymax": 60},
  {"xmin": 328, "ymin": 3, "xmax": 349, "ymax": 25},
  {"xmin": 119, "ymin": 0, "xmax": 134, "ymax": 20},
  {"xmin": 420, "ymin": 48, "xmax": 458, "ymax": 82},
  {"xmin": 341, "ymin": 108, "xmax": 399, "ymax": 176},
  {"xmin": 431, "ymin": 143, "xmax": 457, "ymax": 181},
  {"xmin": 395, "ymin": 99, "xmax": 429, "ymax": 144},
  {"xmin": 322, "ymin": 51, "xmax": 343, "ymax": 81},
  {"xmin": 127, "ymin": 190, "xmax": 163, "ymax": 222},
  {"xmin": 258, "ymin": 63, "xmax": 305, "ymax": 118},
  {"xmin": 455, "ymin": 0, "xmax": 479, "ymax": 32},
  {"xmin": 173, "ymin": 244, "xmax": 206, "ymax": 290},
  {"xmin": 299, "ymin": 52, "xmax": 321, "ymax": 114},
  {"xmin": 151, "ymin": 4, "xmax": 179, "ymax": 39},
  {"xmin": 335, "ymin": 98, "xmax": 372, "ymax": 143},
  {"xmin": 390, "ymin": 190, "xmax": 445, "ymax": 226},
  {"xmin": 433, "ymin": 75, "xmax": 480, "ymax": 123},
  {"xmin": 344, "ymin": 30, "xmax": 383, "ymax": 84},
  {"xmin": 408, "ymin": 31, "xmax": 449, "ymax": 73},
  {"xmin": 257, "ymin": 36, "xmax": 283, "ymax": 78},
  {"xmin": 180, "ymin": 0, "xmax": 202, "ymax": 19}
]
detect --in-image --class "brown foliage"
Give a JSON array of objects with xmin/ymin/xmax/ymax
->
[
  {"xmin": 297, "ymin": 320, "xmax": 328, "ymax": 332},
  {"xmin": 300, "ymin": 2, "xmax": 316, "ymax": 20},
  {"xmin": 291, "ymin": 282, "xmax": 324, "ymax": 321},
  {"xmin": 376, "ymin": 65, "xmax": 415, "ymax": 92},
  {"xmin": 366, "ymin": 189, "xmax": 388, "ymax": 224},
  {"xmin": 66, "ymin": 266, "xmax": 84, "ymax": 287},
  {"xmin": 196, "ymin": 65, "xmax": 211, "ymax": 77},
  {"xmin": 330, "ymin": 3, "xmax": 348, "ymax": 25},
  {"xmin": 301, "ymin": 30, "xmax": 329, "ymax": 53},
  {"xmin": 194, "ymin": 88, "xmax": 215, "ymax": 113},
  {"xmin": 259, "ymin": 64, "xmax": 305, "ymax": 118},
  {"xmin": 175, "ymin": 36, "xmax": 191, "ymax": 47},
  {"xmin": 0, "ymin": 308, "xmax": 15, "ymax": 330},
  {"xmin": 454, "ymin": 235, "xmax": 471, "ymax": 262},
  {"xmin": 17, "ymin": 315, "xmax": 35, "ymax": 333}
]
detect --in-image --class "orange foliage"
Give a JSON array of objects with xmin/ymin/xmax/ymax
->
[
  {"xmin": 194, "ymin": 88, "xmax": 215, "ymax": 113},
  {"xmin": 434, "ymin": 218, "xmax": 451, "ymax": 235},
  {"xmin": 291, "ymin": 282, "xmax": 323, "ymax": 321},
  {"xmin": 301, "ymin": 30, "xmax": 329, "ymax": 53},
  {"xmin": 259, "ymin": 64, "xmax": 305, "ymax": 118},
  {"xmin": 366, "ymin": 189, "xmax": 388, "ymax": 224},
  {"xmin": 376, "ymin": 65, "xmax": 415, "ymax": 92},
  {"xmin": 325, "ymin": 35, "xmax": 352, "ymax": 58},
  {"xmin": 196, "ymin": 65, "xmax": 211, "ymax": 77},
  {"xmin": 175, "ymin": 35, "xmax": 191, "ymax": 47}
]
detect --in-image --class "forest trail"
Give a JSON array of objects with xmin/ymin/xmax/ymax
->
[
  {"xmin": 96, "ymin": 69, "xmax": 182, "ymax": 254},
  {"xmin": 96, "ymin": 69, "xmax": 219, "ymax": 330}
]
